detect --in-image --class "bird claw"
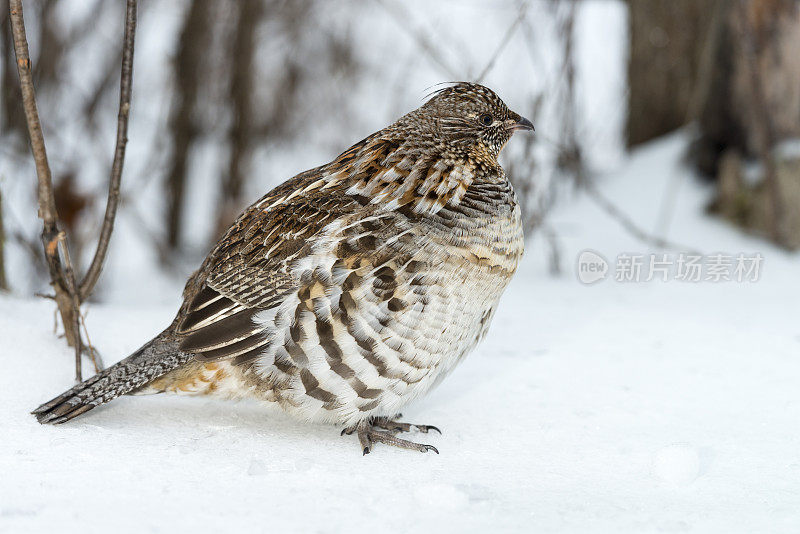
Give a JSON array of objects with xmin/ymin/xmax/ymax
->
[
  {"xmin": 422, "ymin": 444, "xmax": 439, "ymax": 454},
  {"xmin": 343, "ymin": 418, "xmax": 442, "ymax": 455}
]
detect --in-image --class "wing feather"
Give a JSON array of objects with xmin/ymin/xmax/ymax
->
[
  {"xmin": 176, "ymin": 134, "xmax": 407, "ymax": 365},
  {"xmin": 176, "ymin": 171, "xmax": 358, "ymax": 363}
]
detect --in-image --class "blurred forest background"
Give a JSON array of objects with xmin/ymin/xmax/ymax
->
[{"xmin": 1, "ymin": 0, "xmax": 799, "ymax": 305}]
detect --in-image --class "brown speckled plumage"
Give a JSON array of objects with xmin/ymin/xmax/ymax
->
[{"xmin": 33, "ymin": 82, "xmax": 533, "ymax": 454}]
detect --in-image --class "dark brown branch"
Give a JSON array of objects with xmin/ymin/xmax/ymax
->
[
  {"xmin": 9, "ymin": 0, "xmax": 83, "ymax": 375},
  {"xmin": 79, "ymin": 0, "xmax": 137, "ymax": 300}
]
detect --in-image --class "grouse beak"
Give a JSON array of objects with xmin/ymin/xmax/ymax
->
[{"xmin": 506, "ymin": 114, "xmax": 534, "ymax": 133}]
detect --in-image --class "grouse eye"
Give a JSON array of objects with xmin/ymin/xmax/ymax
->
[{"xmin": 479, "ymin": 113, "xmax": 493, "ymax": 126}]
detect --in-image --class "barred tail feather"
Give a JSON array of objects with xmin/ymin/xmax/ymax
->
[{"xmin": 32, "ymin": 331, "xmax": 191, "ymax": 425}]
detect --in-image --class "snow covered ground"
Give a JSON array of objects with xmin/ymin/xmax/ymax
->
[{"xmin": 2, "ymin": 132, "xmax": 800, "ymax": 533}]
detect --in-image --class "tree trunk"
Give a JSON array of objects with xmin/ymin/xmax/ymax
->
[
  {"xmin": 626, "ymin": 0, "xmax": 718, "ymax": 147},
  {"xmin": 696, "ymin": 0, "xmax": 800, "ymax": 249}
]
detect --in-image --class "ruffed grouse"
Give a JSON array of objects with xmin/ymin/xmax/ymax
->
[{"xmin": 34, "ymin": 82, "xmax": 533, "ymax": 454}]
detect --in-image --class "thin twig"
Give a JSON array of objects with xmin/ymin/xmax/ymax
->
[
  {"xmin": 3, "ymin": 197, "xmax": 47, "ymax": 275},
  {"xmin": 78, "ymin": 308, "xmax": 104, "ymax": 373},
  {"xmin": 79, "ymin": 0, "xmax": 137, "ymax": 300},
  {"xmin": 56, "ymin": 232, "xmax": 83, "ymax": 381},
  {"xmin": 376, "ymin": 0, "xmax": 459, "ymax": 79},
  {"xmin": 476, "ymin": 2, "xmax": 528, "ymax": 83},
  {"xmin": 541, "ymin": 223, "xmax": 562, "ymax": 276},
  {"xmin": 584, "ymin": 180, "xmax": 702, "ymax": 255},
  {"xmin": 9, "ymin": 0, "xmax": 83, "ymax": 374},
  {"xmin": 83, "ymin": 45, "xmax": 124, "ymax": 129}
]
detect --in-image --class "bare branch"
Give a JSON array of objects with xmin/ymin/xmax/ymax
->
[
  {"xmin": 584, "ymin": 180, "xmax": 701, "ymax": 255},
  {"xmin": 9, "ymin": 1, "xmax": 55, "ymax": 224},
  {"xmin": 79, "ymin": 308, "xmax": 104, "ymax": 374},
  {"xmin": 475, "ymin": 3, "xmax": 528, "ymax": 83},
  {"xmin": 57, "ymin": 232, "xmax": 83, "ymax": 381},
  {"xmin": 80, "ymin": 0, "xmax": 137, "ymax": 300},
  {"xmin": 9, "ymin": 0, "xmax": 83, "ymax": 377},
  {"xmin": 376, "ymin": 0, "xmax": 459, "ymax": 79},
  {"xmin": 541, "ymin": 224, "xmax": 562, "ymax": 276}
]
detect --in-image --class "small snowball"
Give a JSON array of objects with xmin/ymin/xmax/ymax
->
[
  {"xmin": 652, "ymin": 443, "xmax": 701, "ymax": 486},
  {"xmin": 247, "ymin": 458, "xmax": 269, "ymax": 476}
]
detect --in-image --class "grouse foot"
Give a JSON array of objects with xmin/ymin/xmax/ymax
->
[{"xmin": 342, "ymin": 417, "xmax": 440, "ymax": 455}]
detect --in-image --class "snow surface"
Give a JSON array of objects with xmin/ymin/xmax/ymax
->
[{"xmin": 2, "ymin": 132, "xmax": 799, "ymax": 533}]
